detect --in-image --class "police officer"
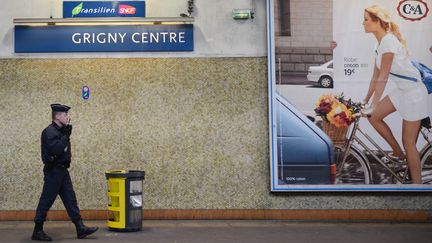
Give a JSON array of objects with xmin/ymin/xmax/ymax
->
[{"xmin": 32, "ymin": 104, "xmax": 98, "ymax": 241}]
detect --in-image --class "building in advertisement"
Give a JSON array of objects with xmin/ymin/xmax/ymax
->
[
  {"xmin": 274, "ymin": 0, "xmax": 333, "ymax": 76},
  {"xmin": 0, "ymin": 0, "xmax": 431, "ymax": 223}
]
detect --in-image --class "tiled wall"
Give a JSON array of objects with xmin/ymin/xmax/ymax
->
[
  {"xmin": 0, "ymin": 58, "xmax": 269, "ymax": 210},
  {"xmin": 0, "ymin": 58, "xmax": 430, "ymax": 211}
]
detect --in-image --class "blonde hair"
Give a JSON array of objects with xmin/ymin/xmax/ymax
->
[{"xmin": 365, "ymin": 5, "xmax": 407, "ymax": 48}]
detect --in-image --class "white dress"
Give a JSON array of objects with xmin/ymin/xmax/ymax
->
[{"xmin": 375, "ymin": 33, "xmax": 429, "ymax": 121}]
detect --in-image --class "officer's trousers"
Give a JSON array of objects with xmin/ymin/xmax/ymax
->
[{"xmin": 34, "ymin": 167, "xmax": 81, "ymax": 223}]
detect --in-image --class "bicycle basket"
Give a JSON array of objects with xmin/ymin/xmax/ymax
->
[{"xmin": 321, "ymin": 120, "xmax": 348, "ymax": 146}]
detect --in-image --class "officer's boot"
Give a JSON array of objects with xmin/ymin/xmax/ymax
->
[
  {"xmin": 73, "ymin": 219, "xmax": 98, "ymax": 239},
  {"xmin": 31, "ymin": 222, "xmax": 52, "ymax": 241}
]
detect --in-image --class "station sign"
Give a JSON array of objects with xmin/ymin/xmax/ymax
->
[
  {"xmin": 63, "ymin": 1, "xmax": 146, "ymax": 18},
  {"xmin": 15, "ymin": 24, "xmax": 194, "ymax": 53}
]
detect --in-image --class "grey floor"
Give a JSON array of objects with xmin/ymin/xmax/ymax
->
[{"xmin": 1, "ymin": 220, "xmax": 432, "ymax": 243}]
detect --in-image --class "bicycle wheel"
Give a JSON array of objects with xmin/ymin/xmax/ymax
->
[
  {"xmin": 334, "ymin": 146, "xmax": 371, "ymax": 184},
  {"xmin": 420, "ymin": 145, "xmax": 432, "ymax": 184}
]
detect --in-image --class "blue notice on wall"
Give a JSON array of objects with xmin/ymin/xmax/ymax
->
[
  {"xmin": 15, "ymin": 25, "xmax": 194, "ymax": 53},
  {"xmin": 82, "ymin": 86, "xmax": 90, "ymax": 100},
  {"xmin": 63, "ymin": 1, "xmax": 146, "ymax": 18}
]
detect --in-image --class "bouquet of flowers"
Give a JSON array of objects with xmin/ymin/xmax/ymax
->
[{"xmin": 314, "ymin": 93, "xmax": 361, "ymax": 128}]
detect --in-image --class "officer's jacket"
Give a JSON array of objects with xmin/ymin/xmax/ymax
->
[{"xmin": 41, "ymin": 122, "xmax": 71, "ymax": 168}]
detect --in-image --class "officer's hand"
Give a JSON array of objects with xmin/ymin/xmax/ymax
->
[{"xmin": 65, "ymin": 124, "xmax": 73, "ymax": 137}]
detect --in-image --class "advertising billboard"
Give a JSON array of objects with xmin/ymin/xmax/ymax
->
[{"xmin": 268, "ymin": 0, "xmax": 432, "ymax": 191}]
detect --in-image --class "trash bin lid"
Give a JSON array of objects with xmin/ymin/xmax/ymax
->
[{"xmin": 105, "ymin": 170, "xmax": 145, "ymax": 180}]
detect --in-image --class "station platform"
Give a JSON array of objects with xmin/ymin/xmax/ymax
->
[{"xmin": 1, "ymin": 220, "xmax": 431, "ymax": 243}]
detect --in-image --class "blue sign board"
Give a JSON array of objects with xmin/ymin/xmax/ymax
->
[
  {"xmin": 63, "ymin": 1, "xmax": 145, "ymax": 18},
  {"xmin": 82, "ymin": 86, "xmax": 90, "ymax": 100},
  {"xmin": 15, "ymin": 25, "xmax": 194, "ymax": 53}
]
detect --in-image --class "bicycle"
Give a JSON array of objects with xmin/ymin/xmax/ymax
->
[{"xmin": 332, "ymin": 116, "xmax": 432, "ymax": 184}]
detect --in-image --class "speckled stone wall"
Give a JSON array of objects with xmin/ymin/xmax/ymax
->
[{"xmin": 0, "ymin": 58, "xmax": 431, "ymax": 211}]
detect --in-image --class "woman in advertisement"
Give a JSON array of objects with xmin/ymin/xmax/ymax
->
[{"xmin": 361, "ymin": 5, "xmax": 429, "ymax": 184}]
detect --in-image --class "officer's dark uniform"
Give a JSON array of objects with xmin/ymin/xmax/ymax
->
[
  {"xmin": 32, "ymin": 104, "xmax": 97, "ymax": 241},
  {"xmin": 35, "ymin": 115, "xmax": 80, "ymax": 223}
]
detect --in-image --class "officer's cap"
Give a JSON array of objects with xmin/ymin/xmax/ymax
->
[{"xmin": 50, "ymin": 103, "xmax": 71, "ymax": 112}]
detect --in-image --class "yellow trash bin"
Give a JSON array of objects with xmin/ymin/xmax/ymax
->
[{"xmin": 106, "ymin": 170, "xmax": 145, "ymax": 232}]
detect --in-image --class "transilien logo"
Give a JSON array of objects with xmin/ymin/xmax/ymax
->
[{"xmin": 72, "ymin": 2, "xmax": 84, "ymax": 17}]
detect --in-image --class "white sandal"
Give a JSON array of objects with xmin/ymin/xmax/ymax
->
[{"xmin": 381, "ymin": 153, "xmax": 405, "ymax": 163}]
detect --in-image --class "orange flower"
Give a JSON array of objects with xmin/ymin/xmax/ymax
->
[
  {"xmin": 315, "ymin": 94, "xmax": 337, "ymax": 107},
  {"xmin": 326, "ymin": 102, "xmax": 353, "ymax": 127}
]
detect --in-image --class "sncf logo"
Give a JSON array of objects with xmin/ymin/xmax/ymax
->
[
  {"xmin": 119, "ymin": 5, "xmax": 136, "ymax": 14},
  {"xmin": 397, "ymin": 0, "xmax": 429, "ymax": 21}
]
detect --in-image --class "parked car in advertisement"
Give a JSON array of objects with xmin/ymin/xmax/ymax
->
[
  {"xmin": 307, "ymin": 60, "xmax": 334, "ymax": 88},
  {"xmin": 275, "ymin": 93, "xmax": 335, "ymax": 184}
]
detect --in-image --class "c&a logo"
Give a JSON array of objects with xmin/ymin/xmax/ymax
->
[
  {"xmin": 397, "ymin": 0, "xmax": 429, "ymax": 21},
  {"xmin": 119, "ymin": 5, "xmax": 136, "ymax": 14}
]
